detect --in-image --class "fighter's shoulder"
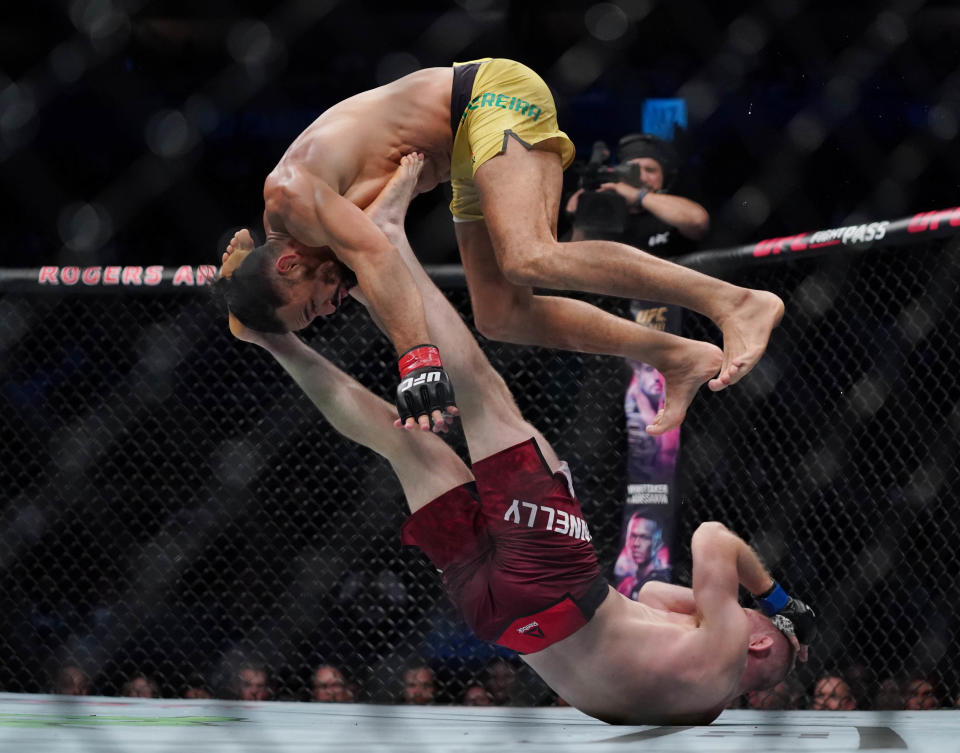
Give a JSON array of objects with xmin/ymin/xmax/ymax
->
[
  {"xmin": 272, "ymin": 123, "xmax": 352, "ymax": 179},
  {"xmin": 262, "ymin": 165, "xmax": 305, "ymax": 215},
  {"xmin": 264, "ymin": 160, "xmax": 337, "ymax": 204}
]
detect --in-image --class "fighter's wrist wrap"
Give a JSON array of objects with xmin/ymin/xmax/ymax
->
[
  {"xmin": 398, "ymin": 345, "xmax": 442, "ymax": 376},
  {"xmin": 754, "ymin": 581, "xmax": 790, "ymax": 616}
]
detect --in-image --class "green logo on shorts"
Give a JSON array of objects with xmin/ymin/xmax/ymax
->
[{"xmin": 463, "ymin": 92, "xmax": 543, "ymax": 122}]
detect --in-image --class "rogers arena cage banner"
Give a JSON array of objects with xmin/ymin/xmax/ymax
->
[{"xmin": 0, "ymin": 264, "xmax": 219, "ymax": 292}]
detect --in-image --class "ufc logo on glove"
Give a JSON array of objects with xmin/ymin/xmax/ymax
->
[{"xmin": 399, "ymin": 372, "xmax": 441, "ymax": 391}]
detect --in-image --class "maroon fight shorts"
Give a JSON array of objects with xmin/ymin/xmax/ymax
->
[{"xmin": 401, "ymin": 438, "xmax": 608, "ymax": 654}]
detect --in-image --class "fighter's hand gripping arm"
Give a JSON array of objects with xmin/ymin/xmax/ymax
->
[
  {"xmin": 265, "ymin": 167, "xmax": 456, "ymax": 431},
  {"xmin": 353, "ymin": 153, "xmax": 557, "ymax": 465}
]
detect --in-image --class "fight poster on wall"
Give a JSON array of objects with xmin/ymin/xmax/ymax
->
[{"xmin": 613, "ymin": 301, "xmax": 683, "ymax": 600}]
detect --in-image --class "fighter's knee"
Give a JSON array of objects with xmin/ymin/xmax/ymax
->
[
  {"xmin": 472, "ymin": 304, "xmax": 516, "ymax": 342},
  {"xmin": 496, "ymin": 241, "xmax": 555, "ymax": 287},
  {"xmin": 470, "ymin": 290, "xmax": 533, "ymax": 343},
  {"xmin": 498, "ymin": 256, "xmax": 537, "ymax": 287}
]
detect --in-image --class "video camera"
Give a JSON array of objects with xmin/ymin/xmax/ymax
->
[{"xmin": 578, "ymin": 141, "xmax": 642, "ymax": 191}]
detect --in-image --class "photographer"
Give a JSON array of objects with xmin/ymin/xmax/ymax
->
[{"xmin": 565, "ymin": 133, "xmax": 709, "ymax": 254}]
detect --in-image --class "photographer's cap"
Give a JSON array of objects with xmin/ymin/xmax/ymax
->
[{"xmin": 617, "ymin": 133, "xmax": 680, "ymax": 190}]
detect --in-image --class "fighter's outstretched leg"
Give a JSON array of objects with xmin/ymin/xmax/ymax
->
[
  {"xmin": 363, "ymin": 153, "xmax": 558, "ymax": 464},
  {"xmin": 473, "ymin": 138, "xmax": 783, "ymax": 394},
  {"xmin": 455, "ymin": 214, "xmax": 723, "ymax": 436}
]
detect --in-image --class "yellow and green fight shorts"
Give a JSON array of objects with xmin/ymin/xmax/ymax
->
[{"xmin": 449, "ymin": 58, "xmax": 576, "ymax": 222}]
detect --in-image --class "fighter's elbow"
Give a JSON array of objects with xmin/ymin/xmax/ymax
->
[
  {"xmin": 694, "ymin": 521, "xmax": 728, "ymax": 537},
  {"xmin": 692, "ymin": 521, "xmax": 731, "ymax": 549}
]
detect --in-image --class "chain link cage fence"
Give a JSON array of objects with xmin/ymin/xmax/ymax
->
[{"xmin": 1, "ymin": 229, "xmax": 958, "ymax": 708}]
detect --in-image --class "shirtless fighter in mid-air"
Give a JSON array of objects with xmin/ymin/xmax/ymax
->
[
  {"xmin": 218, "ymin": 57, "xmax": 784, "ymax": 435},
  {"xmin": 219, "ymin": 155, "xmax": 814, "ymax": 725}
]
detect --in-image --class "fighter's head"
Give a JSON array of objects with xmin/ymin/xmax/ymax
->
[
  {"xmin": 736, "ymin": 609, "xmax": 799, "ymax": 693},
  {"xmin": 215, "ymin": 239, "xmax": 351, "ymax": 334}
]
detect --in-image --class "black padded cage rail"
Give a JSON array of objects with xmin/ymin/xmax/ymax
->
[{"xmin": 0, "ymin": 209, "xmax": 958, "ymax": 708}]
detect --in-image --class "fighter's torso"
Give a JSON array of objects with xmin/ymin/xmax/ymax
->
[
  {"xmin": 266, "ymin": 67, "xmax": 454, "ymax": 210},
  {"xmin": 524, "ymin": 589, "xmax": 745, "ymax": 724}
]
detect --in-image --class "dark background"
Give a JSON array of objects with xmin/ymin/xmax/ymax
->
[{"xmin": 1, "ymin": 0, "xmax": 958, "ymax": 269}]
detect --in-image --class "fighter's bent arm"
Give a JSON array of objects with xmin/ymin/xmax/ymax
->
[
  {"xmin": 691, "ymin": 522, "xmax": 775, "ymax": 607},
  {"xmin": 266, "ymin": 170, "xmax": 431, "ymax": 358},
  {"xmin": 689, "ymin": 522, "xmax": 751, "ymax": 664}
]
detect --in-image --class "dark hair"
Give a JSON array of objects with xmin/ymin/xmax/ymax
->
[
  {"xmin": 211, "ymin": 243, "xmax": 289, "ymax": 334},
  {"xmin": 617, "ymin": 133, "xmax": 680, "ymax": 190}
]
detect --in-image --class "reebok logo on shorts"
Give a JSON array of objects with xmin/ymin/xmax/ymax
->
[
  {"xmin": 462, "ymin": 92, "xmax": 543, "ymax": 122},
  {"xmin": 516, "ymin": 620, "xmax": 544, "ymax": 639},
  {"xmin": 503, "ymin": 499, "xmax": 592, "ymax": 542}
]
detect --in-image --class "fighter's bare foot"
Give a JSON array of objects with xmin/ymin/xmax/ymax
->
[
  {"xmin": 646, "ymin": 339, "xmax": 723, "ymax": 436},
  {"xmin": 219, "ymin": 229, "xmax": 269, "ymax": 345},
  {"xmin": 365, "ymin": 152, "xmax": 424, "ymax": 228},
  {"xmin": 708, "ymin": 290, "xmax": 784, "ymax": 392},
  {"xmin": 221, "ymin": 228, "xmax": 256, "ymax": 274}
]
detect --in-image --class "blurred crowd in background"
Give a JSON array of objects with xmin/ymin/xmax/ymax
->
[{"xmin": 46, "ymin": 657, "xmax": 960, "ymax": 711}]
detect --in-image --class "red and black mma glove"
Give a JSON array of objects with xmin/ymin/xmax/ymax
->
[
  {"xmin": 754, "ymin": 581, "xmax": 818, "ymax": 645},
  {"xmin": 396, "ymin": 345, "xmax": 455, "ymax": 426}
]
